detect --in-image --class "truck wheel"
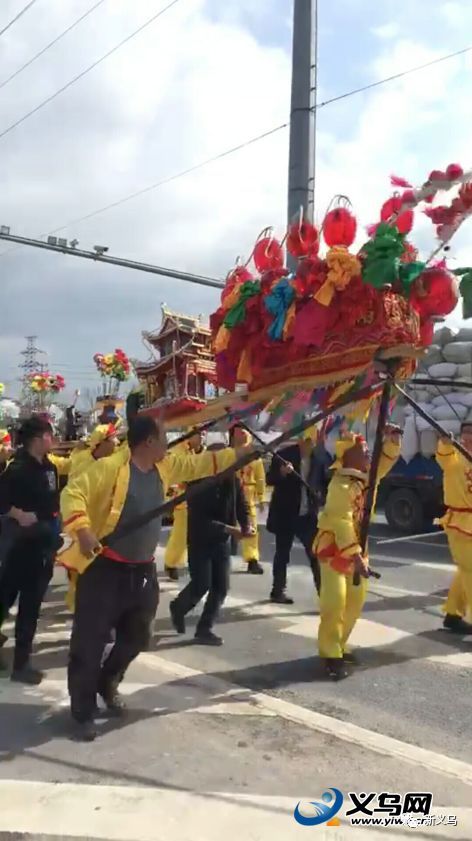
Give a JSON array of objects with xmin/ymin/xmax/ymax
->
[{"xmin": 384, "ymin": 488, "xmax": 424, "ymax": 533}]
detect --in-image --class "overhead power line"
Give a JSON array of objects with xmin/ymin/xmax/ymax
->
[
  {"xmin": 1, "ymin": 38, "xmax": 470, "ymax": 258},
  {"xmin": 0, "ymin": 0, "xmax": 38, "ymax": 39},
  {"xmin": 43, "ymin": 41, "xmax": 472, "ymax": 236},
  {"xmin": 0, "ymin": 0, "xmax": 106, "ymax": 92},
  {"xmin": 0, "ymin": 0, "xmax": 183, "ymax": 142},
  {"xmin": 316, "ymin": 43, "xmax": 472, "ymax": 111}
]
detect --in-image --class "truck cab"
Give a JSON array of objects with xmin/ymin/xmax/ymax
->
[{"xmin": 379, "ymin": 454, "xmax": 444, "ymax": 533}]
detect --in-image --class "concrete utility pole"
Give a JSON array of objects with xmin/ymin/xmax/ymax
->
[{"xmin": 287, "ymin": 0, "xmax": 317, "ymax": 227}]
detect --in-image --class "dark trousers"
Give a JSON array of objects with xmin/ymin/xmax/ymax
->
[
  {"xmin": 272, "ymin": 513, "xmax": 320, "ymax": 596},
  {"xmin": 68, "ymin": 556, "xmax": 159, "ymax": 723},
  {"xmin": 0, "ymin": 544, "xmax": 53, "ymax": 669},
  {"xmin": 172, "ymin": 537, "xmax": 230, "ymax": 632}
]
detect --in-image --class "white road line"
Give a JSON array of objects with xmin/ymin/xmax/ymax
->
[{"xmin": 140, "ymin": 653, "xmax": 472, "ymax": 787}]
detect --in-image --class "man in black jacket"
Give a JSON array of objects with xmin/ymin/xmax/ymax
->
[
  {"xmin": 169, "ymin": 446, "xmax": 251, "ymax": 646},
  {"xmin": 0, "ymin": 416, "xmax": 64, "ymax": 684},
  {"xmin": 266, "ymin": 431, "xmax": 332, "ymax": 604}
]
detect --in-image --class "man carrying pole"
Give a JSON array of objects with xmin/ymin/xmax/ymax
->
[
  {"xmin": 60, "ymin": 415, "xmax": 251, "ymax": 742},
  {"xmin": 436, "ymin": 422, "xmax": 472, "ymax": 634},
  {"xmin": 315, "ymin": 421, "xmax": 401, "ymax": 680}
]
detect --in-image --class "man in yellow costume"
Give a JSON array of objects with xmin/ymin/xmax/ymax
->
[
  {"xmin": 315, "ymin": 426, "xmax": 401, "ymax": 681},
  {"xmin": 61, "ymin": 415, "xmax": 249, "ymax": 741},
  {"xmin": 68, "ymin": 424, "xmax": 118, "ymax": 481},
  {"xmin": 0, "ymin": 429, "xmax": 13, "ymax": 474},
  {"xmin": 437, "ymin": 423, "xmax": 472, "ymax": 635},
  {"xmin": 62, "ymin": 425, "xmax": 119, "ymax": 612},
  {"xmin": 230, "ymin": 425, "xmax": 266, "ymax": 575},
  {"xmin": 164, "ymin": 430, "xmax": 204, "ymax": 581}
]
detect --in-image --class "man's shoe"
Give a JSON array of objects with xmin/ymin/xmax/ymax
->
[
  {"xmin": 169, "ymin": 600, "xmax": 186, "ymax": 634},
  {"xmin": 324, "ymin": 658, "xmax": 349, "ymax": 681},
  {"xmin": 71, "ymin": 719, "xmax": 97, "ymax": 742},
  {"xmin": 247, "ymin": 560, "xmax": 264, "ymax": 575},
  {"xmin": 194, "ymin": 630, "xmax": 223, "ymax": 646},
  {"xmin": 443, "ymin": 614, "xmax": 472, "ymax": 634},
  {"xmin": 165, "ymin": 566, "xmax": 179, "ymax": 581},
  {"xmin": 343, "ymin": 650, "xmax": 360, "ymax": 665},
  {"xmin": 270, "ymin": 592, "xmax": 294, "ymax": 605},
  {"xmin": 99, "ymin": 687, "xmax": 127, "ymax": 717},
  {"xmin": 11, "ymin": 665, "xmax": 43, "ymax": 685}
]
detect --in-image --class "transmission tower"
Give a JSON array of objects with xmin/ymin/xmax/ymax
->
[{"xmin": 19, "ymin": 335, "xmax": 46, "ymax": 407}]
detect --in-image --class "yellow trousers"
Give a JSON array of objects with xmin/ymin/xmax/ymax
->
[
  {"xmin": 318, "ymin": 562, "xmax": 368, "ymax": 659},
  {"xmin": 443, "ymin": 532, "xmax": 472, "ymax": 618},
  {"xmin": 241, "ymin": 504, "xmax": 260, "ymax": 562},
  {"xmin": 164, "ymin": 507, "xmax": 188, "ymax": 569}
]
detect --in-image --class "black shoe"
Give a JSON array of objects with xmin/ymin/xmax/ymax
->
[
  {"xmin": 98, "ymin": 680, "xmax": 127, "ymax": 717},
  {"xmin": 169, "ymin": 600, "xmax": 186, "ymax": 634},
  {"xmin": 247, "ymin": 560, "xmax": 264, "ymax": 575},
  {"xmin": 71, "ymin": 719, "xmax": 97, "ymax": 742},
  {"xmin": 11, "ymin": 665, "xmax": 44, "ymax": 685},
  {"xmin": 165, "ymin": 566, "xmax": 179, "ymax": 581},
  {"xmin": 343, "ymin": 650, "xmax": 360, "ymax": 665},
  {"xmin": 194, "ymin": 630, "xmax": 223, "ymax": 646},
  {"xmin": 0, "ymin": 631, "xmax": 8, "ymax": 648},
  {"xmin": 443, "ymin": 614, "xmax": 472, "ymax": 634},
  {"xmin": 270, "ymin": 592, "xmax": 294, "ymax": 605},
  {"xmin": 324, "ymin": 658, "xmax": 349, "ymax": 681}
]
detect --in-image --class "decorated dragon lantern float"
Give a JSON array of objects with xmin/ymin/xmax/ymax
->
[{"xmin": 210, "ymin": 164, "xmax": 472, "ymax": 404}]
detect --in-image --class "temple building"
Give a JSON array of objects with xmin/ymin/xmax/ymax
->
[{"xmin": 133, "ymin": 306, "xmax": 217, "ymax": 417}]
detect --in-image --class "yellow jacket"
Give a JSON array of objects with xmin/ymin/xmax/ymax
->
[
  {"xmin": 49, "ymin": 453, "xmax": 71, "ymax": 476},
  {"xmin": 60, "ymin": 443, "xmax": 236, "ymax": 574},
  {"xmin": 239, "ymin": 459, "xmax": 266, "ymax": 507},
  {"xmin": 316, "ymin": 440, "xmax": 400, "ymax": 569},
  {"xmin": 166, "ymin": 440, "xmax": 192, "ymax": 512},
  {"xmin": 437, "ymin": 440, "xmax": 472, "ymax": 536}
]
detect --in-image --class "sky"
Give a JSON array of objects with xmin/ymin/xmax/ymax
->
[{"xmin": 0, "ymin": 0, "xmax": 471, "ymax": 403}]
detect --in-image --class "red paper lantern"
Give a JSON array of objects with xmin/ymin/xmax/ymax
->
[
  {"xmin": 446, "ymin": 163, "xmax": 463, "ymax": 180},
  {"xmin": 253, "ymin": 236, "xmax": 284, "ymax": 273},
  {"xmin": 322, "ymin": 207, "xmax": 357, "ymax": 247},
  {"xmin": 286, "ymin": 219, "xmax": 319, "ymax": 258},
  {"xmin": 380, "ymin": 196, "xmax": 414, "ymax": 235},
  {"xmin": 410, "ymin": 266, "xmax": 459, "ymax": 319}
]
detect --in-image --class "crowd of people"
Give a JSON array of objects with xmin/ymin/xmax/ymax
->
[{"xmin": 0, "ymin": 410, "xmax": 471, "ymax": 741}]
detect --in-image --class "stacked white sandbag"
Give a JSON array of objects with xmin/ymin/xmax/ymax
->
[{"xmin": 400, "ymin": 326, "xmax": 472, "ymax": 461}]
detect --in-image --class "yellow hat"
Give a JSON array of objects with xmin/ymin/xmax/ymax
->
[
  {"xmin": 332, "ymin": 432, "xmax": 366, "ymax": 469},
  {"xmin": 88, "ymin": 423, "xmax": 117, "ymax": 452}
]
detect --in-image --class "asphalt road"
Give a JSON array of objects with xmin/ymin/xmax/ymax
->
[{"xmin": 1, "ymin": 516, "xmax": 472, "ymax": 840}]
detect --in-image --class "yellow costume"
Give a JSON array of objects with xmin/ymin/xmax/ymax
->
[
  {"xmin": 60, "ymin": 443, "xmax": 236, "ymax": 577},
  {"xmin": 436, "ymin": 440, "xmax": 472, "ymax": 619},
  {"xmin": 62, "ymin": 425, "xmax": 118, "ymax": 610},
  {"xmin": 239, "ymin": 458, "xmax": 266, "ymax": 563},
  {"xmin": 315, "ymin": 436, "xmax": 400, "ymax": 660},
  {"xmin": 164, "ymin": 441, "xmax": 193, "ymax": 571}
]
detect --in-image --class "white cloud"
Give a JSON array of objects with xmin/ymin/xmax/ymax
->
[
  {"xmin": 440, "ymin": 1, "xmax": 466, "ymax": 27},
  {"xmin": 371, "ymin": 22, "xmax": 400, "ymax": 40}
]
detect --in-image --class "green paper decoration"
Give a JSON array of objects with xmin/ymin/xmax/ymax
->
[
  {"xmin": 398, "ymin": 261, "xmax": 426, "ymax": 295},
  {"xmin": 223, "ymin": 281, "xmax": 260, "ymax": 328},
  {"xmin": 361, "ymin": 223, "xmax": 405, "ymax": 289}
]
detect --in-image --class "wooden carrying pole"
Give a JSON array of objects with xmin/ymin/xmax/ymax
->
[
  {"xmin": 354, "ymin": 380, "xmax": 392, "ymax": 586},
  {"xmin": 394, "ymin": 383, "xmax": 472, "ymax": 464},
  {"xmin": 106, "ymin": 380, "xmax": 383, "ymax": 544}
]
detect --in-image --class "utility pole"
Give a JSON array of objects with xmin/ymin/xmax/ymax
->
[
  {"xmin": 287, "ymin": 0, "xmax": 317, "ymax": 227},
  {"xmin": 19, "ymin": 335, "xmax": 46, "ymax": 408}
]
